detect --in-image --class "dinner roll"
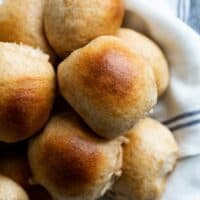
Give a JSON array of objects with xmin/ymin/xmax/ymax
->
[
  {"xmin": 0, "ymin": 175, "xmax": 29, "ymax": 200},
  {"xmin": 58, "ymin": 36, "xmax": 157, "ymax": 139},
  {"xmin": 0, "ymin": 0, "xmax": 56, "ymax": 63},
  {"xmin": 0, "ymin": 42, "xmax": 55, "ymax": 143},
  {"xmin": 0, "ymin": 151, "xmax": 52, "ymax": 200},
  {"xmin": 104, "ymin": 118, "xmax": 179, "ymax": 200},
  {"xmin": 28, "ymin": 112, "xmax": 123, "ymax": 200},
  {"xmin": 117, "ymin": 28, "xmax": 169, "ymax": 96},
  {"xmin": 44, "ymin": 0, "xmax": 124, "ymax": 57}
]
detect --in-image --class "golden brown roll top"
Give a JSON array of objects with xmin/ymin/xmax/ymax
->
[
  {"xmin": 58, "ymin": 36, "xmax": 157, "ymax": 139},
  {"xmin": 44, "ymin": 0, "xmax": 124, "ymax": 57},
  {"xmin": 0, "ymin": 175, "xmax": 29, "ymax": 200},
  {"xmin": 0, "ymin": 42, "xmax": 56, "ymax": 143},
  {"xmin": 104, "ymin": 118, "xmax": 179, "ymax": 200},
  {"xmin": 117, "ymin": 28, "xmax": 169, "ymax": 96},
  {"xmin": 0, "ymin": 0, "xmax": 56, "ymax": 63},
  {"xmin": 28, "ymin": 112, "xmax": 124, "ymax": 200}
]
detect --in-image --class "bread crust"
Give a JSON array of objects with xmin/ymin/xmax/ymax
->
[{"xmin": 44, "ymin": 0, "xmax": 124, "ymax": 57}]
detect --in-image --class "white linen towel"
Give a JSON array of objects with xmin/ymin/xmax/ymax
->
[
  {"xmin": 124, "ymin": 0, "xmax": 200, "ymax": 158},
  {"xmin": 124, "ymin": 0, "xmax": 200, "ymax": 199}
]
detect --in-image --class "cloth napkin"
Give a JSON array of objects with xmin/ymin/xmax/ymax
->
[
  {"xmin": 124, "ymin": 0, "xmax": 200, "ymax": 199},
  {"xmin": 124, "ymin": 0, "xmax": 200, "ymax": 158}
]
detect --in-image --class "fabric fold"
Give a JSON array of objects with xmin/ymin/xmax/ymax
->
[{"xmin": 125, "ymin": 0, "xmax": 200, "ymax": 158}]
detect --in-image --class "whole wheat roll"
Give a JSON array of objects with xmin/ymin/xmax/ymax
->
[
  {"xmin": 44, "ymin": 0, "xmax": 124, "ymax": 58},
  {"xmin": 0, "ymin": 42, "xmax": 55, "ymax": 143},
  {"xmin": 28, "ymin": 111, "xmax": 124, "ymax": 200},
  {"xmin": 103, "ymin": 118, "xmax": 179, "ymax": 200},
  {"xmin": 58, "ymin": 36, "xmax": 157, "ymax": 139}
]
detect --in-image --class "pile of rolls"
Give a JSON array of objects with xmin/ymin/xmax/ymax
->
[{"xmin": 0, "ymin": 0, "xmax": 179, "ymax": 200}]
